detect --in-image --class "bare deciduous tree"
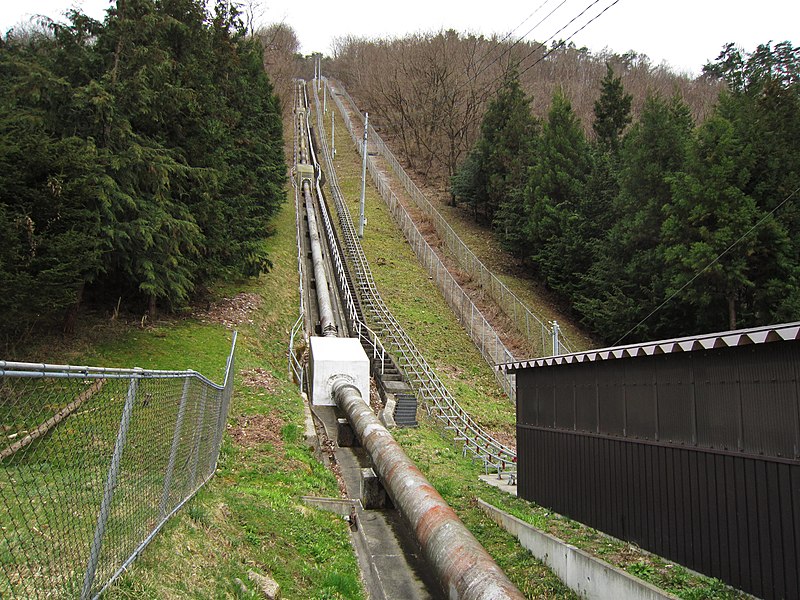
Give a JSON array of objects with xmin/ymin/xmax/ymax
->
[
  {"xmin": 255, "ymin": 22, "xmax": 302, "ymax": 118},
  {"xmin": 328, "ymin": 32, "xmax": 722, "ymax": 192}
]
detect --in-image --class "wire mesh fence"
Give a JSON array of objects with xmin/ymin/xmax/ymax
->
[
  {"xmin": 323, "ymin": 80, "xmax": 517, "ymax": 399},
  {"xmin": 329, "ymin": 79, "xmax": 573, "ymax": 357},
  {"xmin": 0, "ymin": 333, "xmax": 236, "ymax": 599}
]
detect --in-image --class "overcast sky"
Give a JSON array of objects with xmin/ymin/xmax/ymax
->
[{"xmin": 1, "ymin": 0, "xmax": 798, "ymax": 76}]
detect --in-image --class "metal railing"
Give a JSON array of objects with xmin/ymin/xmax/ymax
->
[
  {"xmin": 332, "ymin": 80, "xmax": 573, "ymax": 357},
  {"xmin": 325, "ymin": 80, "xmax": 517, "ymax": 399},
  {"xmin": 312, "ymin": 85, "xmax": 517, "ymax": 476},
  {"xmin": 289, "ymin": 87, "xmax": 309, "ymax": 389},
  {"xmin": 0, "ymin": 333, "xmax": 236, "ymax": 599},
  {"xmin": 292, "ymin": 82, "xmax": 389, "ymax": 375}
]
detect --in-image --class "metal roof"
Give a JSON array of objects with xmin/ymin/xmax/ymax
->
[{"xmin": 499, "ymin": 321, "xmax": 800, "ymax": 372}]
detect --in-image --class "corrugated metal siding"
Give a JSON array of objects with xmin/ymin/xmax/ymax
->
[
  {"xmin": 515, "ymin": 339, "xmax": 800, "ymax": 600},
  {"xmin": 516, "ymin": 426, "xmax": 800, "ymax": 599}
]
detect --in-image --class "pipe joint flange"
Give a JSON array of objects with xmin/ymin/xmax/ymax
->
[{"xmin": 328, "ymin": 374, "xmax": 357, "ymax": 400}]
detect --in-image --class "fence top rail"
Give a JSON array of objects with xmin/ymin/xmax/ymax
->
[
  {"xmin": 0, "ymin": 367, "xmax": 223, "ymax": 388},
  {"xmin": 1, "ymin": 331, "xmax": 236, "ymax": 389},
  {"xmin": 500, "ymin": 321, "xmax": 800, "ymax": 371}
]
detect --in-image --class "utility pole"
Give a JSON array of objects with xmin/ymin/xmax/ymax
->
[
  {"xmin": 359, "ymin": 112, "xmax": 369, "ymax": 238},
  {"xmin": 551, "ymin": 321, "xmax": 561, "ymax": 356},
  {"xmin": 323, "ymin": 82, "xmax": 327, "ymax": 113}
]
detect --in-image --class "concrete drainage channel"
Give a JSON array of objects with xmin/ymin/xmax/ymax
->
[
  {"xmin": 304, "ymin": 405, "xmax": 439, "ymax": 600},
  {"xmin": 476, "ymin": 500, "xmax": 679, "ymax": 600}
]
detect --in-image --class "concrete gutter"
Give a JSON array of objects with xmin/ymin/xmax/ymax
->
[
  {"xmin": 333, "ymin": 380, "xmax": 525, "ymax": 600},
  {"xmin": 477, "ymin": 499, "xmax": 679, "ymax": 600},
  {"xmin": 302, "ymin": 497, "xmax": 389, "ymax": 600}
]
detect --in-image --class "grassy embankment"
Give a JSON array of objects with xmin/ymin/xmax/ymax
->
[{"xmin": 328, "ymin": 115, "xmax": 747, "ymax": 600}]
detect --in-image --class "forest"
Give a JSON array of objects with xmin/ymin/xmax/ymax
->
[
  {"xmin": 331, "ymin": 36, "xmax": 800, "ymax": 343},
  {"xmin": 0, "ymin": 0, "xmax": 286, "ymax": 338}
]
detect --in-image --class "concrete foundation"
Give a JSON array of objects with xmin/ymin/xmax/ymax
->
[
  {"xmin": 477, "ymin": 499, "xmax": 678, "ymax": 600},
  {"xmin": 337, "ymin": 418, "xmax": 357, "ymax": 447},
  {"xmin": 361, "ymin": 468, "xmax": 388, "ymax": 509},
  {"xmin": 309, "ymin": 337, "xmax": 369, "ymax": 406}
]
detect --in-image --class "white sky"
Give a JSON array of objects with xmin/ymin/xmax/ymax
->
[{"xmin": 1, "ymin": 0, "xmax": 798, "ymax": 76}]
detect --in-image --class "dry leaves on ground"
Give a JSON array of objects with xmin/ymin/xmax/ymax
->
[
  {"xmin": 195, "ymin": 293, "xmax": 262, "ymax": 329},
  {"xmin": 240, "ymin": 368, "xmax": 280, "ymax": 394},
  {"xmin": 228, "ymin": 413, "xmax": 284, "ymax": 450}
]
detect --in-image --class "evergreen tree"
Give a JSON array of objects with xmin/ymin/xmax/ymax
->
[
  {"xmin": 0, "ymin": 31, "xmax": 109, "ymax": 331},
  {"xmin": 451, "ymin": 65, "xmax": 538, "ymax": 241},
  {"xmin": 450, "ymin": 149, "xmax": 486, "ymax": 220},
  {"xmin": 576, "ymin": 93, "xmax": 693, "ymax": 341},
  {"xmin": 662, "ymin": 114, "xmax": 760, "ymax": 330},
  {"xmin": 701, "ymin": 41, "xmax": 800, "ymax": 326},
  {"xmin": 0, "ymin": 0, "xmax": 286, "ymax": 334},
  {"xmin": 525, "ymin": 88, "xmax": 591, "ymax": 297},
  {"xmin": 592, "ymin": 63, "xmax": 632, "ymax": 154}
]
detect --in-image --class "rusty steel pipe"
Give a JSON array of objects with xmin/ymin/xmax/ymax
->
[
  {"xmin": 331, "ymin": 379, "xmax": 524, "ymax": 600},
  {"xmin": 304, "ymin": 180, "xmax": 337, "ymax": 337}
]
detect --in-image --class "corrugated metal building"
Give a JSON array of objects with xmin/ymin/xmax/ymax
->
[{"xmin": 502, "ymin": 323, "xmax": 800, "ymax": 600}]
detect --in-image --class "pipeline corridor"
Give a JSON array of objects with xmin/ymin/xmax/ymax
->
[{"xmin": 291, "ymin": 80, "xmax": 525, "ymax": 600}]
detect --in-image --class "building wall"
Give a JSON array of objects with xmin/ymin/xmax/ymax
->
[{"xmin": 516, "ymin": 341, "xmax": 800, "ymax": 599}]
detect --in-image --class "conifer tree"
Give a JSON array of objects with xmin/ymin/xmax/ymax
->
[
  {"xmin": 0, "ymin": 31, "xmax": 108, "ymax": 331},
  {"xmin": 525, "ymin": 88, "xmax": 590, "ymax": 297},
  {"xmin": 577, "ymin": 93, "xmax": 693, "ymax": 341},
  {"xmin": 700, "ymin": 41, "xmax": 800, "ymax": 327},
  {"xmin": 592, "ymin": 63, "xmax": 632, "ymax": 154},
  {"xmin": 663, "ymin": 114, "xmax": 759, "ymax": 330},
  {"xmin": 0, "ymin": 0, "xmax": 286, "ymax": 334},
  {"xmin": 451, "ymin": 65, "xmax": 538, "ymax": 238}
]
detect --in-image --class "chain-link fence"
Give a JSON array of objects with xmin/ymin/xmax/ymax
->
[
  {"xmin": 322, "ymin": 82, "xmax": 516, "ymax": 399},
  {"xmin": 0, "ymin": 333, "xmax": 236, "ymax": 599},
  {"xmin": 330, "ymin": 80, "xmax": 573, "ymax": 357}
]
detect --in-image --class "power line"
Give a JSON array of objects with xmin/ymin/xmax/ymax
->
[
  {"xmin": 518, "ymin": 0, "xmax": 623, "ymax": 79},
  {"xmin": 454, "ymin": 0, "xmax": 622, "ymax": 140},
  {"xmin": 471, "ymin": 0, "xmax": 567, "ymax": 81},
  {"xmin": 612, "ymin": 184, "xmax": 800, "ymax": 346}
]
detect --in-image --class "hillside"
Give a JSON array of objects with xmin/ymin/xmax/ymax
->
[{"xmin": 328, "ymin": 36, "xmax": 800, "ymax": 344}]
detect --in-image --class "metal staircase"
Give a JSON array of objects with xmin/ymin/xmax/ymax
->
[{"xmin": 311, "ymin": 84, "xmax": 516, "ymax": 475}]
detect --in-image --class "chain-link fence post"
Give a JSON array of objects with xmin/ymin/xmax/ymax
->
[
  {"xmin": 211, "ymin": 338, "xmax": 236, "ymax": 472},
  {"xmin": 188, "ymin": 385, "xmax": 208, "ymax": 491},
  {"xmin": 81, "ymin": 370, "xmax": 140, "ymax": 600}
]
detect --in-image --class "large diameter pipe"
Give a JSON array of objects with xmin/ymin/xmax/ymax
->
[
  {"xmin": 304, "ymin": 181, "xmax": 337, "ymax": 337},
  {"xmin": 331, "ymin": 379, "xmax": 524, "ymax": 600}
]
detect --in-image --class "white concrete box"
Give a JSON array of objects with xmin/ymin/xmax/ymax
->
[{"xmin": 309, "ymin": 337, "xmax": 370, "ymax": 406}]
